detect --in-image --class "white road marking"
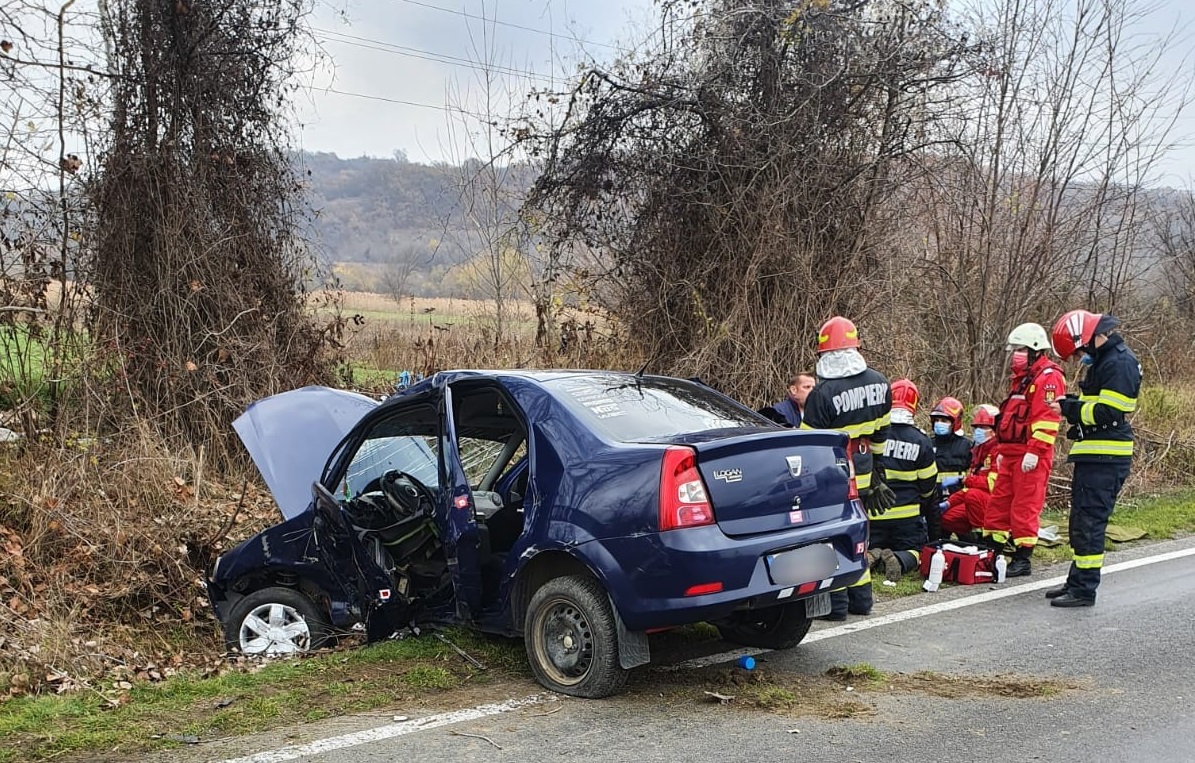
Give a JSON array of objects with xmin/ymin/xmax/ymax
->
[
  {"xmin": 214, "ymin": 544, "xmax": 1195, "ymax": 761},
  {"xmin": 213, "ymin": 695, "xmax": 553, "ymax": 763},
  {"xmin": 672, "ymin": 544, "xmax": 1195, "ymax": 669}
]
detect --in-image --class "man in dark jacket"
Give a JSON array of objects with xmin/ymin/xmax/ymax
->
[
  {"xmin": 802, "ymin": 316, "xmax": 894, "ymax": 617},
  {"xmin": 759, "ymin": 373, "xmax": 816, "ymax": 427},
  {"xmin": 930, "ymin": 397, "xmax": 973, "ymax": 493},
  {"xmin": 1048, "ymin": 310, "xmax": 1141, "ymax": 608}
]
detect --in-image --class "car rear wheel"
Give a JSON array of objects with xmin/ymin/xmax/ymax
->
[
  {"xmin": 225, "ymin": 587, "xmax": 332, "ymax": 656},
  {"xmin": 715, "ymin": 601, "xmax": 813, "ymax": 650},
  {"xmin": 524, "ymin": 575, "xmax": 628, "ymax": 698}
]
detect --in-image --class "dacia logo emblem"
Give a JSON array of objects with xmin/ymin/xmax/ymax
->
[
  {"xmin": 713, "ymin": 468, "xmax": 742, "ymax": 484},
  {"xmin": 785, "ymin": 455, "xmax": 803, "ymax": 478}
]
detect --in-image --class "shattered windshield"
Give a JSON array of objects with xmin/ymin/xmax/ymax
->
[{"xmin": 545, "ymin": 375, "xmax": 766, "ymax": 442}]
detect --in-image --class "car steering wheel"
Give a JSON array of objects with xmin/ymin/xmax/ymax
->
[{"xmin": 379, "ymin": 469, "xmax": 436, "ymax": 516}]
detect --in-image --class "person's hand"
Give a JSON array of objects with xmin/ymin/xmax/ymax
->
[
  {"xmin": 863, "ymin": 481, "xmax": 896, "ymax": 516},
  {"xmin": 1021, "ymin": 452, "xmax": 1039, "ymax": 472},
  {"xmin": 1048, "ymin": 401, "xmax": 1061, "ymax": 415},
  {"xmin": 1057, "ymin": 395, "xmax": 1081, "ymax": 421}
]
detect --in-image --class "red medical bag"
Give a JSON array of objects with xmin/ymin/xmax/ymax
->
[{"xmin": 919, "ymin": 543, "xmax": 995, "ymax": 585}]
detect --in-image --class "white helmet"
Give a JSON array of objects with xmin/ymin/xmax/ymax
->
[{"xmin": 1005, "ymin": 322, "xmax": 1052, "ymax": 352}]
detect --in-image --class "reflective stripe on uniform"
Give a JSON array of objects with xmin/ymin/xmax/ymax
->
[
  {"xmin": 1013, "ymin": 536, "xmax": 1037, "ymax": 547},
  {"xmin": 1099, "ymin": 389, "xmax": 1137, "ymax": 413},
  {"xmin": 1030, "ymin": 420, "xmax": 1059, "ymax": 445},
  {"xmin": 1074, "ymin": 552, "xmax": 1104, "ymax": 569},
  {"xmin": 871, "ymin": 503, "xmax": 920, "ymax": 521},
  {"xmin": 849, "ymin": 568, "xmax": 871, "ymax": 587},
  {"xmin": 1069, "ymin": 440, "xmax": 1134, "ymax": 458},
  {"xmin": 984, "ymin": 530, "xmax": 1009, "ymax": 544},
  {"xmin": 937, "ymin": 469, "xmax": 966, "ymax": 482},
  {"xmin": 855, "ymin": 471, "xmax": 873, "ymax": 491},
  {"xmin": 1079, "ymin": 395, "xmax": 1099, "ymax": 426}
]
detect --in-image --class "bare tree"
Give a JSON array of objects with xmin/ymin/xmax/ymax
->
[
  {"xmin": 908, "ymin": 0, "xmax": 1191, "ymax": 400},
  {"xmin": 0, "ymin": 1, "xmax": 105, "ymax": 436},
  {"xmin": 520, "ymin": 0, "xmax": 971, "ymax": 401},
  {"xmin": 87, "ymin": 0, "xmax": 341, "ymax": 461}
]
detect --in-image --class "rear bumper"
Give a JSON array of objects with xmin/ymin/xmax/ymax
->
[{"xmin": 584, "ymin": 503, "xmax": 869, "ymax": 631}]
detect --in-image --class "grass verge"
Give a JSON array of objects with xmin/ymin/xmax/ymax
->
[{"xmin": 0, "ymin": 629, "xmax": 528, "ymax": 763}]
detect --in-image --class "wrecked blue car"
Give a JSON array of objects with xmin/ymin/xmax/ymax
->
[{"xmin": 206, "ymin": 371, "xmax": 869, "ymax": 698}]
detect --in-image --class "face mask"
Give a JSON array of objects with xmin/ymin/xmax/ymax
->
[
  {"xmin": 1079, "ymin": 353, "xmax": 1094, "ymax": 366},
  {"xmin": 1010, "ymin": 349, "xmax": 1029, "ymax": 374},
  {"xmin": 932, "ymin": 421, "xmax": 952, "ymax": 436},
  {"xmin": 973, "ymin": 428, "xmax": 988, "ymax": 445}
]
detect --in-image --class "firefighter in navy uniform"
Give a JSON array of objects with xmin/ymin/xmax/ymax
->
[
  {"xmin": 870, "ymin": 379, "xmax": 940, "ymax": 583},
  {"xmin": 1047, "ymin": 310, "xmax": 1141, "ymax": 608},
  {"xmin": 930, "ymin": 397, "xmax": 972, "ymax": 496},
  {"xmin": 801, "ymin": 316, "xmax": 894, "ymax": 618}
]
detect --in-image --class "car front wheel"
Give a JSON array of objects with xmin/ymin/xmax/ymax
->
[
  {"xmin": 715, "ymin": 601, "xmax": 813, "ymax": 650},
  {"xmin": 524, "ymin": 575, "xmax": 628, "ymax": 698},
  {"xmin": 225, "ymin": 586, "xmax": 332, "ymax": 656}
]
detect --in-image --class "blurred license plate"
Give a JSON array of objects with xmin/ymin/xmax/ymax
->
[{"xmin": 766, "ymin": 544, "xmax": 838, "ymax": 586}]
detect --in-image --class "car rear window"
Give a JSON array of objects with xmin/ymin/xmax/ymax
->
[{"xmin": 545, "ymin": 375, "xmax": 767, "ymax": 442}]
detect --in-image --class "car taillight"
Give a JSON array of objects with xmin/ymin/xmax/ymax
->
[{"xmin": 659, "ymin": 446, "xmax": 715, "ymax": 531}]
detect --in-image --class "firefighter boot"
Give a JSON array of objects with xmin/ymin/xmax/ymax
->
[{"xmin": 1006, "ymin": 546, "xmax": 1033, "ymax": 578}]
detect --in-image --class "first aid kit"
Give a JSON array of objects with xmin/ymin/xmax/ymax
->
[{"xmin": 919, "ymin": 542, "xmax": 995, "ymax": 585}]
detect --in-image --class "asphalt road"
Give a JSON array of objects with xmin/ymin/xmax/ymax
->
[{"xmin": 177, "ymin": 536, "xmax": 1195, "ymax": 763}]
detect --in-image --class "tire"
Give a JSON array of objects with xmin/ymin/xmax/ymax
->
[
  {"xmin": 224, "ymin": 586, "xmax": 332, "ymax": 656},
  {"xmin": 524, "ymin": 575, "xmax": 628, "ymax": 698},
  {"xmin": 715, "ymin": 601, "xmax": 813, "ymax": 650}
]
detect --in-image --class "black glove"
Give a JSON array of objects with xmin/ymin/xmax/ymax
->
[
  {"xmin": 863, "ymin": 480, "xmax": 896, "ymax": 517},
  {"xmin": 1066, "ymin": 423, "xmax": 1084, "ymax": 441},
  {"xmin": 1057, "ymin": 394, "xmax": 1081, "ymax": 423}
]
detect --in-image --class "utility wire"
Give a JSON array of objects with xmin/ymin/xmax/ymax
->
[
  {"xmin": 392, "ymin": 0, "xmax": 618, "ymax": 50},
  {"xmin": 313, "ymin": 27, "xmax": 559, "ymax": 84}
]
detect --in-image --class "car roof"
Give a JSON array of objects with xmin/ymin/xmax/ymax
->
[{"xmin": 384, "ymin": 369, "xmax": 675, "ymax": 402}]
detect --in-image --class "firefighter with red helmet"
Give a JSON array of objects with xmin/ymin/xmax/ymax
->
[
  {"xmin": 1046, "ymin": 310, "xmax": 1141, "ymax": 607},
  {"xmin": 801, "ymin": 316, "xmax": 893, "ymax": 617},
  {"xmin": 870, "ymin": 379, "xmax": 940, "ymax": 583},
  {"xmin": 930, "ymin": 397, "xmax": 972, "ymax": 493},
  {"xmin": 940, "ymin": 404, "xmax": 999, "ymax": 539},
  {"xmin": 985, "ymin": 323, "xmax": 1066, "ymax": 577}
]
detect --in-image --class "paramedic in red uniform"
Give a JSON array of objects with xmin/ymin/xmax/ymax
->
[{"xmin": 984, "ymin": 323, "xmax": 1065, "ymax": 577}]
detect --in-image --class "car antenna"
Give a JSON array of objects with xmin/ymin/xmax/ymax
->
[{"xmin": 634, "ymin": 357, "xmax": 652, "ymax": 378}]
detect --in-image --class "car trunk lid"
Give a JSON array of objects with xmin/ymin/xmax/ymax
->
[{"xmin": 681, "ymin": 429, "xmax": 853, "ymax": 536}]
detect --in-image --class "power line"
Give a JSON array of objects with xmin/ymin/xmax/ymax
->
[
  {"xmin": 393, "ymin": 0, "xmax": 618, "ymax": 51},
  {"xmin": 313, "ymin": 27, "xmax": 559, "ymax": 84}
]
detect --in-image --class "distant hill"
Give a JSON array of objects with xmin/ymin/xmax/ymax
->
[{"xmin": 296, "ymin": 151, "xmax": 534, "ymax": 296}]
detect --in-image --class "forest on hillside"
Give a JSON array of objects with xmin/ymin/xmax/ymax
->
[{"xmin": 300, "ymin": 151, "xmax": 534, "ymax": 296}]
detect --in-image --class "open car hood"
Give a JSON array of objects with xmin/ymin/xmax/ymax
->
[{"xmin": 233, "ymin": 386, "xmax": 380, "ymax": 519}]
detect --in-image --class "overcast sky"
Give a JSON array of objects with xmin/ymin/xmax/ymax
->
[
  {"xmin": 296, "ymin": 0, "xmax": 655, "ymax": 163},
  {"xmin": 296, "ymin": 0, "xmax": 1195, "ymax": 187}
]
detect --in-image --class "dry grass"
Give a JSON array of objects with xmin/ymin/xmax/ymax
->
[{"xmin": 323, "ymin": 290, "xmax": 634, "ymax": 392}]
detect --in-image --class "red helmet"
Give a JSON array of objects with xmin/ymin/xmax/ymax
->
[
  {"xmin": 971, "ymin": 403, "xmax": 998, "ymax": 428},
  {"xmin": 817, "ymin": 316, "xmax": 860, "ymax": 353},
  {"xmin": 1051, "ymin": 309, "xmax": 1101, "ymax": 360},
  {"xmin": 930, "ymin": 397, "xmax": 964, "ymax": 431},
  {"xmin": 891, "ymin": 378, "xmax": 919, "ymax": 413}
]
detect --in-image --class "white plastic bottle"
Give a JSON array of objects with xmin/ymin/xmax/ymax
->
[
  {"xmin": 923, "ymin": 548, "xmax": 946, "ymax": 592},
  {"xmin": 995, "ymin": 554, "xmax": 1008, "ymax": 584}
]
